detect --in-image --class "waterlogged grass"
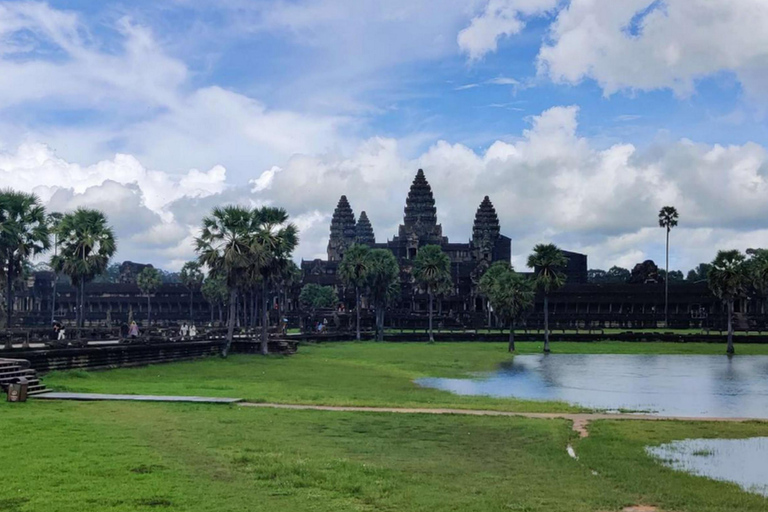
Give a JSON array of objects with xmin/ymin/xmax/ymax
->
[
  {"xmin": 43, "ymin": 342, "xmax": 768, "ymax": 413},
  {"xmin": 1, "ymin": 401, "xmax": 767, "ymax": 511}
]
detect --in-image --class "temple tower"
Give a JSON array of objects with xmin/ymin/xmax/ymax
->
[
  {"xmin": 355, "ymin": 211, "xmax": 376, "ymax": 245},
  {"xmin": 471, "ymin": 196, "xmax": 501, "ymax": 261},
  {"xmin": 395, "ymin": 169, "xmax": 445, "ymax": 248},
  {"xmin": 327, "ymin": 195, "xmax": 357, "ymax": 261}
]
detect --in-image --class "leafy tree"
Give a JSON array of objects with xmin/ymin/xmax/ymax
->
[
  {"xmin": 0, "ymin": 190, "xmax": 50, "ymax": 327},
  {"xmin": 366, "ymin": 249, "xmax": 400, "ymax": 342},
  {"xmin": 137, "ymin": 266, "xmax": 162, "ymax": 326},
  {"xmin": 51, "ymin": 208, "xmax": 115, "ymax": 329},
  {"xmin": 587, "ymin": 269, "xmax": 607, "ymax": 283},
  {"xmin": 251, "ymin": 206, "xmax": 298, "ymax": 355},
  {"xmin": 483, "ymin": 266, "xmax": 535, "ymax": 352},
  {"xmin": 413, "ymin": 245, "xmax": 452, "ymax": 343},
  {"xmin": 658, "ymin": 269, "xmax": 684, "ymax": 282},
  {"xmin": 299, "ymin": 284, "xmax": 338, "ymax": 314},
  {"xmin": 93, "ymin": 262, "xmax": 121, "ymax": 283},
  {"xmin": 338, "ymin": 244, "xmax": 372, "ymax": 340},
  {"xmin": 180, "ymin": 261, "xmax": 204, "ymax": 323},
  {"xmin": 606, "ymin": 266, "xmax": 630, "ymax": 283},
  {"xmin": 658, "ymin": 206, "xmax": 679, "ymax": 325},
  {"xmin": 527, "ymin": 243, "xmax": 568, "ymax": 353},
  {"xmin": 47, "ymin": 211, "xmax": 63, "ymax": 323},
  {"xmin": 708, "ymin": 250, "xmax": 747, "ymax": 354},
  {"xmin": 686, "ymin": 263, "xmax": 712, "ymax": 282},
  {"xmin": 195, "ymin": 205, "xmax": 256, "ymax": 357},
  {"xmin": 201, "ymin": 272, "xmax": 228, "ymax": 323}
]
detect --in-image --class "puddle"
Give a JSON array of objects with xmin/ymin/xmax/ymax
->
[
  {"xmin": 416, "ymin": 354, "xmax": 768, "ymax": 418},
  {"xmin": 647, "ymin": 437, "xmax": 768, "ymax": 497}
]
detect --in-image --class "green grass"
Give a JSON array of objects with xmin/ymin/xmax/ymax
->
[
  {"xmin": 1, "ymin": 400, "xmax": 766, "ymax": 511},
  {"xmin": 43, "ymin": 342, "xmax": 768, "ymax": 413}
]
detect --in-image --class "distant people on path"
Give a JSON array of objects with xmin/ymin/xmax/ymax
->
[
  {"xmin": 189, "ymin": 324, "xmax": 197, "ymax": 338},
  {"xmin": 128, "ymin": 321, "xmax": 139, "ymax": 339},
  {"xmin": 120, "ymin": 322, "xmax": 129, "ymax": 341},
  {"xmin": 180, "ymin": 323, "xmax": 189, "ymax": 339},
  {"xmin": 50, "ymin": 322, "xmax": 60, "ymax": 341}
]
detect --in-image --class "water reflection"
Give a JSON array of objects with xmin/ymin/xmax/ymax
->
[
  {"xmin": 647, "ymin": 437, "xmax": 768, "ymax": 497},
  {"xmin": 416, "ymin": 354, "xmax": 768, "ymax": 417}
]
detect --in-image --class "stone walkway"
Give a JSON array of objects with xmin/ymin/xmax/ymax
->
[
  {"xmin": 238, "ymin": 402, "xmax": 767, "ymax": 437},
  {"xmin": 36, "ymin": 392, "xmax": 242, "ymax": 404}
]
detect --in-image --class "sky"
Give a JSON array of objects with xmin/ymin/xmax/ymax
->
[{"xmin": 2, "ymin": 0, "xmax": 768, "ymax": 273}]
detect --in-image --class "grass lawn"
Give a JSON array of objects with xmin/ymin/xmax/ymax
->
[
  {"xmin": 43, "ymin": 341, "xmax": 768, "ymax": 413},
  {"xmin": 1, "ymin": 400, "xmax": 767, "ymax": 512}
]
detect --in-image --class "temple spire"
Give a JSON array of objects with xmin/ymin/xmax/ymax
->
[
  {"xmin": 355, "ymin": 211, "xmax": 375, "ymax": 245},
  {"xmin": 472, "ymin": 196, "xmax": 500, "ymax": 260},
  {"xmin": 327, "ymin": 195, "xmax": 357, "ymax": 261},
  {"xmin": 396, "ymin": 169, "xmax": 443, "ymax": 242}
]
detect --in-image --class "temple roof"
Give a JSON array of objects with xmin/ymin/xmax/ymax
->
[
  {"xmin": 472, "ymin": 196, "xmax": 500, "ymax": 248},
  {"xmin": 327, "ymin": 195, "xmax": 357, "ymax": 260},
  {"xmin": 397, "ymin": 169, "xmax": 444, "ymax": 241},
  {"xmin": 355, "ymin": 211, "xmax": 376, "ymax": 245}
]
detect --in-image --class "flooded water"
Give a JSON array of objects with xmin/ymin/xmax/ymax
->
[
  {"xmin": 416, "ymin": 354, "xmax": 768, "ymax": 417},
  {"xmin": 647, "ymin": 437, "xmax": 768, "ymax": 497}
]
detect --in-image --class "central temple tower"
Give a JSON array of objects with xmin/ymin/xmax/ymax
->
[{"xmin": 392, "ymin": 169, "xmax": 447, "ymax": 255}]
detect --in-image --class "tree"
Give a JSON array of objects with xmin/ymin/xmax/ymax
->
[
  {"xmin": 587, "ymin": 269, "xmax": 607, "ymax": 283},
  {"xmin": 47, "ymin": 211, "xmax": 63, "ymax": 323},
  {"xmin": 687, "ymin": 263, "xmax": 712, "ymax": 282},
  {"xmin": 196, "ymin": 206, "xmax": 256, "ymax": 357},
  {"xmin": 201, "ymin": 272, "xmax": 228, "ymax": 324},
  {"xmin": 708, "ymin": 250, "xmax": 747, "ymax": 355},
  {"xmin": 137, "ymin": 266, "xmax": 162, "ymax": 326},
  {"xmin": 50, "ymin": 208, "xmax": 115, "ymax": 330},
  {"xmin": 366, "ymin": 249, "xmax": 400, "ymax": 342},
  {"xmin": 658, "ymin": 206, "xmax": 679, "ymax": 326},
  {"xmin": 481, "ymin": 265, "xmax": 535, "ymax": 352},
  {"xmin": 180, "ymin": 261, "xmax": 204, "ymax": 323},
  {"xmin": 0, "ymin": 190, "xmax": 50, "ymax": 327},
  {"xmin": 250, "ymin": 207, "xmax": 298, "ymax": 355},
  {"xmin": 338, "ymin": 244, "xmax": 371, "ymax": 341},
  {"xmin": 527, "ymin": 243, "xmax": 568, "ymax": 353},
  {"xmin": 606, "ymin": 266, "xmax": 630, "ymax": 283},
  {"xmin": 413, "ymin": 245, "xmax": 452, "ymax": 343},
  {"xmin": 299, "ymin": 284, "xmax": 338, "ymax": 313}
]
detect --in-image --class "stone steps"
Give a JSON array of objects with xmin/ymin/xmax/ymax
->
[{"xmin": 0, "ymin": 358, "xmax": 47, "ymax": 397}]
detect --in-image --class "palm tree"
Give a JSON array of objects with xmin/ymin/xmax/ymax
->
[
  {"xmin": 195, "ymin": 205, "xmax": 255, "ymax": 358},
  {"xmin": 708, "ymin": 250, "xmax": 747, "ymax": 355},
  {"xmin": 479, "ymin": 261, "xmax": 512, "ymax": 328},
  {"xmin": 251, "ymin": 206, "xmax": 298, "ymax": 355},
  {"xmin": 658, "ymin": 206, "xmax": 679, "ymax": 326},
  {"xmin": 527, "ymin": 243, "xmax": 568, "ymax": 353},
  {"xmin": 180, "ymin": 261, "xmax": 204, "ymax": 323},
  {"xmin": 47, "ymin": 212, "xmax": 64, "ymax": 323},
  {"xmin": 366, "ymin": 249, "xmax": 400, "ymax": 342},
  {"xmin": 0, "ymin": 190, "xmax": 50, "ymax": 327},
  {"xmin": 201, "ymin": 271, "xmax": 228, "ymax": 324},
  {"xmin": 413, "ymin": 245, "xmax": 452, "ymax": 343},
  {"xmin": 338, "ymin": 244, "xmax": 372, "ymax": 340},
  {"xmin": 51, "ymin": 209, "xmax": 116, "ymax": 330},
  {"xmin": 137, "ymin": 267, "xmax": 162, "ymax": 327},
  {"xmin": 482, "ymin": 266, "xmax": 535, "ymax": 352}
]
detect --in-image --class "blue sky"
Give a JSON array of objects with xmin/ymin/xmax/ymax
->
[{"xmin": 2, "ymin": 0, "xmax": 768, "ymax": 272}]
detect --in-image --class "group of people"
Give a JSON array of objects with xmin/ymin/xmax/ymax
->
[
  {"xmin": 119, "ymin": 321, "xmax": 141, "ymax": 340},
  {"xmin": 179, "ymin": 323, "xmax": 198, "ymax": 339}
]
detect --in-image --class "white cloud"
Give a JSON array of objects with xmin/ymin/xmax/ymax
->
[
  {"xmin": 537, "ymin": 0, "xmax": 768, "ymax": 100},
  {"xmin": 458, "ymin": 0, "xmax": 559, "ymax": 60}
]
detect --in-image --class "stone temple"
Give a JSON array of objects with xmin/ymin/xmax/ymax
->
[{"xmin": 302, "ymin": 169, "xmax": 585, "ymax": 317}]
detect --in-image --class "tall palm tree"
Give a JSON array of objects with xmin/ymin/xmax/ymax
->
[
  {"xmin": 195, "ymin": 205, "xmax": 255, "ymax": 358},
  {"xmin": 51, "ymin": 208, "xmax": 116, "ymax": 330},
  {"xmin": 0, "ymin": 190, "xmax": 50, "ymax": 327},
  {"xmin": 251, "ymin": 206, "xmax": 298, "ymax": 355},
  {"xmin": 483, "ymin": 267, "xmax": 535, "ymax": 352},
  {"xmin": 338, "ymin": 244, "xmax": 372, "ymax": 341},
  {"xmin": 366, "ymin": 249, "xmax": 400, "ymax": 342},
  {"xmin": 527, "ymin": 243, "xmax": 568, "ymax": 353},
  {"xmin": 47, "ymin": 212, "xmax": 64, "ymax": 323},
  {"xmin": 658, "ymin": 206, "xmax": 679, "ymax": 326},
  {"xmin": 708, "ymin": 249, "xmax": 747, "ymax": 355},
  {"xmin": 413, "ymin": 245, "xmax": 452, "ymax": 343},
  {"xmin": 180, "ymin": 261, "xmax": 204, "ymax": 323},
  {"xmin": 137, "ymin": 266, "xmax": 162, "ymax": 327}
]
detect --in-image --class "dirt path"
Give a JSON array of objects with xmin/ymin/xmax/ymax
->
[{"xmin": 239, "ymin": 402, "xmax": 766, "ymax": 437}]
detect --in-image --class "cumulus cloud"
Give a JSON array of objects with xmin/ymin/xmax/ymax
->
[
  {"xmin": 536, "ymin": 0, "xmax": 768, "ymax": 100},
  {"xmin": 458, "ymin": 0, "xmax": 559, "ymax": 60}
]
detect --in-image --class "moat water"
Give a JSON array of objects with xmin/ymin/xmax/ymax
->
[
  {"xmin": 416, "ymin": 354, "xmax": 768, "ymax": 418},
  {"xmin": 647, "ymin": 437, "xmax": 768, "ymax": 497}
]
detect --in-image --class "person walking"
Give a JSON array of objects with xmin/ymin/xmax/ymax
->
[{"xmin": 128, "ymin": 321, "xmax": 139, "ymax": 339}]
